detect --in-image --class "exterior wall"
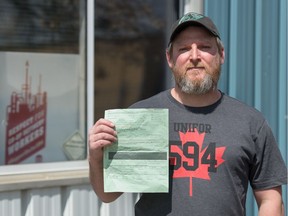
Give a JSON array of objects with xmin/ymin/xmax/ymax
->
[
  {"xmin": 0, "ymin": 184, "xmax": 135, "ymax": 216},
  {"xmin": 0, "ymin": 185, "xmax": 139, "ymax": 216},
  {"xmin": 0, "ymin": 163, "xmax": 137, "ymax": 216}
]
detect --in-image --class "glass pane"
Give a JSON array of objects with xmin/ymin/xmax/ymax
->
[
  {"xmin": 0, "ymin": 0, "xmax": 87, "ymax": 165},
  {"xmin": 94, "ymin": 0, "xmax": 171, "ymax": 120}
]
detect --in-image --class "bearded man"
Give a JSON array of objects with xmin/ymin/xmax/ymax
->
[{"xmin": 88, "ymin": 12, "xmax": 287, "ymax": 216}]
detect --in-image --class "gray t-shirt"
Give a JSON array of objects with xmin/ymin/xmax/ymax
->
[{"xmin": 130, "ymin": 89, "xmax": 287, "ymax": 216}]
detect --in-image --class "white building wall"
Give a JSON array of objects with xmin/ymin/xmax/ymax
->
[{"xmin": 0, "ymin": 184, "xmax": 137, "ymax": 216}]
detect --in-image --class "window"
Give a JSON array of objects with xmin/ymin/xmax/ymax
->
[
  {"xmin": 93, "ymin": 0, "xmax": 175, "ymax": 120},
  {"xmin": 0, "ymin": 0, "xmax": 86, "ymax": 165}
]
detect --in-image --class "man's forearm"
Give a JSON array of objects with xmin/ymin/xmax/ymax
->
[
  {"xmin": 89, "ymin": 158, "xmax": 122, "ymax": 203},
  {"xmin": 254, "ymin": 186, "xmax": 284, "ymax": 216},
  {"xmin": 258, "ymin": 203, "xmax": 283, "ymax": 216},
  {"xmin": 257, "ymin": 196, "xmax": 283, "ymax": 216}
]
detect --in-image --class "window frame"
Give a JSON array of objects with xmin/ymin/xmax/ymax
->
[{"xmin": 0, "ymin": 0, "xmax": 94, "ymax": 189}]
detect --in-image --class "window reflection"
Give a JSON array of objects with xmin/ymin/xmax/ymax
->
[
  {"xmin": 94, "ymin": 0, "xmax": 168, "ymax": 120},
  {"xmin": 0, "ymin": 0, "xmax": 86, "ymax": 165},
  {"xmin": 0, "ymin": 0, "xmax": 82, "ymax": 53}
]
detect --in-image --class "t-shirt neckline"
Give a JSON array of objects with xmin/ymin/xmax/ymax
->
[{"xmin": 166, "ymin": 89, "xmax": 224, "ymax": 114}]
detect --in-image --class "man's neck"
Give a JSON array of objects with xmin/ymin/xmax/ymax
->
[{"xmin": 171, "ymin": 87, "xmax": 221, "ymax": 107}]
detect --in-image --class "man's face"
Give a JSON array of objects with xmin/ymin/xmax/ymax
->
[{"xmin": 166, "ymin": 26, "xmax": 225, "ymax": 95}]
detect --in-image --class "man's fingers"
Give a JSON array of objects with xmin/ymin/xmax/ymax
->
[
  {"xmin": 94, "ymin": 118, "xmax": 115, "ymax": 128},
  {"xmin": 90, "ymin": 119, "xmax": 117, "ymax": 136},
  {"xmin": 88, "ymin": 119, "xmax": 117, "ymax": 154}
]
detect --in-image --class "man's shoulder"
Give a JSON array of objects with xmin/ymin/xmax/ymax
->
[
  {"xmin": 221, "ymin": 93, "xmax": 265, "ymax": 121},
  {"xmin": 130, "ymin": 90, "xmax": 170, "ymax": 108}
]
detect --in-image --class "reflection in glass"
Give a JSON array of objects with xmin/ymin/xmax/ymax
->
[
  {"xmin": 94, "ymin": 0, "xmax": 168, "ymax": 120},
  {"xmin": 0, "ymin": 0, "xmax": 86, "ymax": 165}
]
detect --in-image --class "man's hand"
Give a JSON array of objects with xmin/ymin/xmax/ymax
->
[{"xmin": 88, "ymin": 118, "xmax": 117, "ymax": 163}]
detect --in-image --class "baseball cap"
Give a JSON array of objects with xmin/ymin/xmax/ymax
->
[{"xmin": 169, "ymin": 12, "xmax": 220, "ymax": 44}]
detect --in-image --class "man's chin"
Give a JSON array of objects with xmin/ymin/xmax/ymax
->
[{"xmin": 180, "ymin": 87, "xmax": 210, "ymax": 95}]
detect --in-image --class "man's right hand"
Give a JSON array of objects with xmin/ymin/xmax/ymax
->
[{"xmin": 88, "ymin": 118, "xmax": 117, "ymax": 163}]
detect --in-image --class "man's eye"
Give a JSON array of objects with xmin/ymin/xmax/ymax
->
[
  {"xmin": 200, "ymin": 46, "xmax": 211, "ymax": 50},
  {"xmin": 179, "ymin": 47, "xmax": 189, "ymax": 51}
]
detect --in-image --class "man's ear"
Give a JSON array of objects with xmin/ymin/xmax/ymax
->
[
  {"xmin": 220, "ymin": 48, "xmax": 225, "ymax": 65},
  {"xmin": 166, "ymin": 49, "xmax": 173, "ymax": 68}
]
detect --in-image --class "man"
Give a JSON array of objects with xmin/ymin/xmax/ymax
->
[{"xmin": 88, "ymin": 12, "xmax": 287, "ymax": 215}]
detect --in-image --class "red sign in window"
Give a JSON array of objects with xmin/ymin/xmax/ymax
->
[{"xmin": 5, "ymin": 61, "xmax": 47, "ymax": 164}]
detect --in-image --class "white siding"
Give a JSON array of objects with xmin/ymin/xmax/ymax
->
[
  {"xmin": 0, "ymin": 185, "xmax": 136, "ymax": 216},
  {"xmin": 0, "ymin": 191, "xmax": 21, "ymax": 216}
]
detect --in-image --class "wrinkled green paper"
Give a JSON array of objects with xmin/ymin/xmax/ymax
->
[{"xmin": 104, "ymin": 108, "xmax": 169, "ymax": 193}]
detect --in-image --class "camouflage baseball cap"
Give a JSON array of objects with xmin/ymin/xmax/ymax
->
[{"xmin": 169, "ymin": 12, "xmax": 220, "ymax": 44}]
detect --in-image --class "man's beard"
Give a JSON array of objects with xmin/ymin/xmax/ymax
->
[{"xmin": 174, "ymin": 64, "xmax": 221, "ymax": 95}]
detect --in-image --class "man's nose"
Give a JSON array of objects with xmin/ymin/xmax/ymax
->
[{"xmin": 189, "ymin": 44, "xmax": 200, "ymax": 61}]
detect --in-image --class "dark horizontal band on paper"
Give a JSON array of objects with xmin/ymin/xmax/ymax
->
[{"xmin": 108, "ymin": 151, "xmax": 167, "ymax": 160}]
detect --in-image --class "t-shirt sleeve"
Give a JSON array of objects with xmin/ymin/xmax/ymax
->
[{"xmin": 249, "ymin": 120, "xmax": 287, "ymax": 190}]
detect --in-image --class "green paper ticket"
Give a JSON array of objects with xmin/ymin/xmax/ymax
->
[{"xmin": 104, "ymin": 108, "xmax": 169, "ymax": 193}]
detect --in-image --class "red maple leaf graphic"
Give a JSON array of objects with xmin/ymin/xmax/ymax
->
[{"xmin": 170, "ymin": 130, "xmax": 226, "ymax": 197}]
